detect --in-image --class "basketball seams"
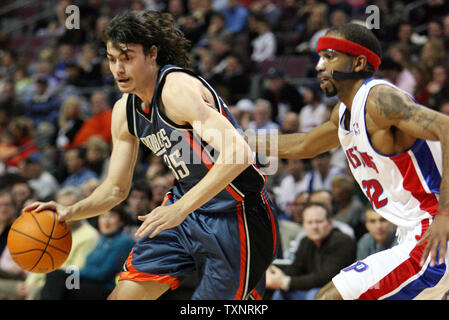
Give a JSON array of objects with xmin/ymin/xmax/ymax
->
[
  {"xmin": 28, "ymin": 211, "xmax": 71, "ymax": 240},
  {"xmin": 29, "ymin": 211, "xmax": 57, "ymax": 272},
  {"xmin": 9, "ymin": 228, "xmax": 71, "ymax": 255}
]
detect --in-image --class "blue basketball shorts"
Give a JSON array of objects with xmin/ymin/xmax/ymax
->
[{"xmin": 119, "ymin": 190, "xmax": 279, "ymax": 299}]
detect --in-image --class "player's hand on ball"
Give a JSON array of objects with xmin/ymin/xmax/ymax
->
[
  {"xmin": 22, "ymin": 201, "xmax": 73, "ymax": 222},
  {"xmin": 135, "ymin": 203, "xmax": 188, "ymax": 239}
]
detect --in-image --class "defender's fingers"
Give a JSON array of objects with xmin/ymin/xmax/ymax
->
[
  {"xmin": 420, "ymin": 238, "xmax": 431, "ymax": 267},
  {"xmin": 416, "ymin": 230, "xmax": 429, "ymax": 247}
]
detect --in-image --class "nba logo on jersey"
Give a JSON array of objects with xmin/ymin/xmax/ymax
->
[{"xmin": 353, "ymin": 122, "xmax": 360, "ymax": 135}]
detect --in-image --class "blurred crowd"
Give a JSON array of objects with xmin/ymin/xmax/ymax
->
[{"xmin": 0, "ymin": 0, "xmax": 449, "ymax": 300}]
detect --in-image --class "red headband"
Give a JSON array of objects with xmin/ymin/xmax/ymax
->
[{"xmin": 316, "ymin": 36, "xmax": 381, "ymax": 71}]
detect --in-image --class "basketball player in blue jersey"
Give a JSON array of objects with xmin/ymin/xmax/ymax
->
[
  {"xmin": 251, "ymin": 23, "xmax": 449, "ymax": 299},
  {"xmin": 24, "ymin": 10, "xmax": 278, "ymax": 300}
]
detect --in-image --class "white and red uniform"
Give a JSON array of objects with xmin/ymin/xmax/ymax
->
[{"xmin": 332, "ymin": 78, "xmax": 449, "ymax": 300}]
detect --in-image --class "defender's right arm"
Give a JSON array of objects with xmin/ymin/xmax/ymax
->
[
  {"xmin": 23, "ymin": 95, "xmax": 140, "ymax": 221},
  {"xmin": 248, "ymin": 103, "xmax": 341, "ymax": 159}
]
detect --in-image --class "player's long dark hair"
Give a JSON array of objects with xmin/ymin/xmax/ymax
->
[{"xmin": 103, "ymin": 10, "xmax": 192, "ymax": 69}]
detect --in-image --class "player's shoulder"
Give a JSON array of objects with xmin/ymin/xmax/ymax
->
[
  {"xmin": 161, "ymin": 70, "xmax": 204, "ymax": 109},
  {"xmin": 163, "ymin": 70, "xmax": 202, "ymax": 94},
  {"xmin": 366, "ymin": 84, "xmax": 411, "ymax": 118}
]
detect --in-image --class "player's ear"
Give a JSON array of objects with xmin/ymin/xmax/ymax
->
[
  {"xmin": 353, "ymin": 55, "xmax": 368, "ymax": 73},
  {"xmin": 146, "ymin": 45, "xmax": 158, "ymax": 61}
]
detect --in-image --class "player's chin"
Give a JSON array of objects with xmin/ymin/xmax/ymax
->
[{"xmin": 323, "ymin": 83, "xmax": 338, "ymax": 97}]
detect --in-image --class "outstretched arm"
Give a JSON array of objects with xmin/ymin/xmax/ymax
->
[
  {"xmin": 24, "ymin": 95, "xmax": 140, "ymax": 221},
  {"xmin": 247, "ymin": 103, "xmax": 341, "ymax": 159},
  {"xmin": 367, "ymin": 85, "xmax": 449, "ymax": 267}
]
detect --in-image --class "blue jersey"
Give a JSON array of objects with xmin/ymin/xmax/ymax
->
[{"xmin": 126, "ymin": 65, "xmax": 267, "ymax": 213}]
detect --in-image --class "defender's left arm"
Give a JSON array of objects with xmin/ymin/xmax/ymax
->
[{"xmin": 368, "ymin": 85, "xmax": 449, "ymax": 267}]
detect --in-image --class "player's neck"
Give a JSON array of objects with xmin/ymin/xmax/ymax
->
[
  {"xmin": 337, "ymin": 79, "xmax": 366, "ymax": 111},
  {"xmin": 135, "ymin": 67, "xmax": 160, "ymax": 107}
]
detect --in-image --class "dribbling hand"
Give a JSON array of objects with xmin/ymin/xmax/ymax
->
[{"xmin": 22, "ymin": 201, "xmax": 73, "ymax": 222}]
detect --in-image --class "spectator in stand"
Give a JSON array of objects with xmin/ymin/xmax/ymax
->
[
  {"xmin": 247, "ymin": 0, "xmax": 282, "ymax": 27},
  {"xmin": 195, "ymin": 48, "xmax": 217, "ymax": 82},
  {"xmin": 303, "ymin": 151, "xmax": 345, "ymax": 193},
  {"xmin": 0, "ymin": 50, "xmax": 16, "ymax": 80},
  {"xmin": 0, "ymin": 190, "xmax": 28, "ymax": 300},
  {"xmin": 247, "ymin": 99, "xmax": 280, "ymax": 133},
  {"xmin": 13, "ymin": 67, "xmax": 33, "ymax": 100},
  {"xmin": 281, "ymin": 112, "xmax": 300, "ymax": 134},
  {"xmin": 357, "ymin": 206, "xmax": 397, "ymax": 260},
  {"xmin": 419, "ymin": 38, "xmax": 447, "ymax": 78},
  {"xmin": 331, "ymin": 175, "xmax": 365, "ymax": 240},
  {"xmin": 235, "ymin": 98, "xmax": 254, "ymax": 131},
  {"xmin": 124, "ymin": 180, "xmax": 153, "ymax": 241},
  {"xmin": 0, "ymin": 130, "xmax": 18, "ymax": 165},
  {"xmin": 384, "ymin": 43, "xmax": 416, "ymax": 95},
  {"xmin": 261, "ymin": 67, "xmax": 303, "ymax": 123},
  {"xmin": 197, "ymin": 11, "xmax": 229, "ymax": 48},
  {"xmin": 410, "ymin": 63, "xmax": 432, "ymax": 105},
  {"xmin": 61, "ymin": 147, "xmax": 98, "ymax": 187},
  {"xmin": 84, "ymin": 136, "xmax": 110, "ymax": 182},
  {"xmin": 207, "ymin": 33, "xmax": 233, "ymax": 75},
  {"xmin": 26, "ymin": 76, "xmax": 61, "ymax": 129},
  {"xmin": 424, "ymin": 63, "xmax": 449, "ymax": 111},
  {"xmin": 11, "ymin": 177, "xmax": 34, "ymax": 212},
  {"xmin": 395, "ymin": 22, "xmax": 422, "ymax": 60},
  {"xmin": 148, "ymin": 173, "xmax": 173, "ymax": 210},
  {"xmin": 53, "ymin": 43, "xmax": 76, "ymax": 83},
  {"xmin": 68, "ymin": 90, "xmax": 112, "ymax": 148},
  {"xmin": 274, "ymin": 158, "xmax": 307, "ymax": 217},
  {"xmin": 76, "ymin": 42, "xmax": 102, "ymax": 87},
  {"xmin": 167, "ymin": 0, "xmax": 187, "ymax": 25},
  {"xmin": 443, "ymin": 15, "xmax": 449, "ymax": 53},
  {"xmin": 295, "ymin": 3, "xmax": 328, "ymax": 54},
  {"xmin": 3, "ymin": 117, "xmax": 38, "ymax": 168},
  {"xmin": 18, "ymin": 153, "xmax": 59, "ymax": 201},
  {"xmin": 144, "ymin": 154, "xmax": 169, "ymax": 183},
  {"xmin": 427, "ymin": 20, "xmax": 443, "ymax": 41},
  {"xmin": 221, "ymin": 0, "xmax": 249, "ymax": 34},
  {"xmin": 299, "ymin": 84, "xmax": 326, "ymax": 133},
  {"xmin": 210, "ymin": 53, "xmax": 250, "ymax": 104},
  {"xmin": 379, "ymin": 56, "xmax": 412, "ymax": 93},
  {"xmin": 266, "ymin": 202, "xmax": 356, "ymax": 300},
  {"xmin": 250, "ymin": 14, "xmax": 277, "ymax": 63},
  {"xmin": 0, "ymin": 80, "xmax": 26, "ymax": 118},
  {"xmin": 0, "ymin": 190, "xmax": 15, "ymax": 261},
  {"xmin": 55, "ymin": 96, "xmax": 85, "ymax": 150}
]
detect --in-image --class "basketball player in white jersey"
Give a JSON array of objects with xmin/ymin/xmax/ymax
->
[{"xmin": 251, "ymin": 23, "xmax": 449, "ymax": 299}]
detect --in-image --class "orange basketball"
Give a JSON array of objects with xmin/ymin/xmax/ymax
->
[{"xmin": 7, "ymin": 210, "xmax": 72, "ymax": 273}]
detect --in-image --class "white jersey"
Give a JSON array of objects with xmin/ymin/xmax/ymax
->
[{"xmin": 338, "ymin": 78, "xmax": 442, "ymax": 229}]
